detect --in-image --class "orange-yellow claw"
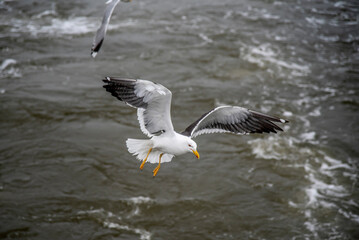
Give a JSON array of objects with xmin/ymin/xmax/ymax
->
[
  {"xmin": 140, "ymin": 148, "xmax": 152, "ymax": 170},
  {"xmin": 153, "ymin": 153, "xmax": 163, "ymax": 177},
  {"xmin": 153, "ymin": 165, "xmax": 160, "ymax": 177}
]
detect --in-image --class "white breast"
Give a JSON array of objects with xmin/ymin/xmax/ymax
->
[{"xmin": 152, "ymin": 132, "xmax": 190, "ymax": 156}]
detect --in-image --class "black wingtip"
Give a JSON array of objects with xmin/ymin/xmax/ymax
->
[
  {"xmin": 102, "ymin": 78, "xmax": 124, "ymax": 102},
  {"xmin": 281, "ymin": 119, "xmax": 289, "ymax": 123},
  {"xmin": 91, "ymin": 39, "xmax": 104, "ymax": 58},
  {"xmin": 102, "ymin": 77, "xmax": 138, "ymax": 85},
  {"xmin": 250, "ymin": 110, "xmax": 289, "ymax": 124},
  {"xmin": 103, "ymin": 77, "xmax": 111, "ymax": 83}
]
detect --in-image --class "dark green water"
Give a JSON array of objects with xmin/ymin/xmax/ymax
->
[{"xmin": 1, "ymin": 0, "xmax": 358, "ymax": 239}]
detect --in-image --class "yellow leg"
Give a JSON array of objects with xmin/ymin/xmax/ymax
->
[
  {"xmin": 153, "ymin": 153, "xmax": 164, "ymax": 177},
  {"xmin": 140, "ymin": 148, "xmax": 152, "ymax": 170}
]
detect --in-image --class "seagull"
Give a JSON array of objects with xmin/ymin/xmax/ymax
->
[
  {"xmin": 91, "ymin": 0, "xmax": 132, "ymax": 58},
  {"xmin": 103, "ymin": 77, "xmax": 288, "ymax": 176}
]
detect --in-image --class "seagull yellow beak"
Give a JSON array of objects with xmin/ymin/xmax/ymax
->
[{"xmin": 192, "ymin": 150, "xmax": 200, "ymax": 159}]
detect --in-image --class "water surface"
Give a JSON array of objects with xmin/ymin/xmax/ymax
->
[{"xmin": 1, "ymin": 0, "xmax": 358, "ymax": 239}]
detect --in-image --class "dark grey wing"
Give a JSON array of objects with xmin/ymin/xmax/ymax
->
[
  {"xmin": 103, "ymin": 77, "xmax": 174, "ymax": 137},
  {"xmin": 91, "ymin": 0, "xmax": 120, "ymax": 58},
  {"xmin": 181, "ymin": 106, "xmax": 288, "ymax": 138}
]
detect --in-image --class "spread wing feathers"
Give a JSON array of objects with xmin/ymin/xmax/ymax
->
[
  {"xmin": 103, "ymin": 77, "xmax": 174, "ymax": 137},
  {"xmin": 91, "ymin": 0, "xmax": 120, "ymax": 58},
  {"xmin": 181, "ymin": 106, "xmax": 288, "ymax": 138}
]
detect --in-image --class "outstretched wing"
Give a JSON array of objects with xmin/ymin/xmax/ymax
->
[
  {"xmin": 103, "ymin": 77, "xmax": 174, "ymax": 137},
  {"xmin": 181, "ymin": 106, "xmax": 288, "ymax": 138},
  {"xmin": 91, "ymin": 0, "xmax": 121, "ymax": 58}
]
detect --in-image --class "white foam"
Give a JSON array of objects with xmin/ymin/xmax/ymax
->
[
  {"xmin": 77, "ymin": 207, "xmax": 151, "ymax": 240},
  {"xmin": 103, "ymin": 221, "xmax": 151, "ymax": 240},
  {"xmin": 0, "ymin": 58, "xmax": 21, "ymax": 78},
  {"xmin": 0, "ymin": 59, "xmax": 16, "ymax": 71},
  {"xmin": 250, "ymin": 133, "xmax": 356, "ymax": 232},
  {"xmin": 305, "ymin": 185, "xmax": 320, "ymax": 207},
  {"xmin": 198, "ymin": 33, "xmax": 213, "ymax": 44},
  {"xmin": 262, "ymin": 13, "xmax": 280, "ymax": 20},
  {"xmin": 300, "ymin": 132, "xmax": 316, "ymax": 141},
  {"xmin": 283, "ymin": 111, "xmax": 293, "ymax": 117},
  {"xmin": 128, "ymin": 196, "xmax": 153, "ymax": 204},
  {"xmin": 77, "ymin": 208, "xmax": 106, "ymax": 216},
  {"xmin": 39, "ymin": 17, "xmax": 96, "ymax": 35},
  {"xmin": 223, "ymin": 10, "xmax": 233, "ymax": 19},
  {"xmin": 334, "ymin": 1, "xmax": 347, "ymax": 8},
  {"xmin": 10, "ymin": 17, "xmax": 94, "ymax": 36},
  {"xmin": 320, "ymin": 162, "xmax": 351, "ymax": 171},
  {"xmin": 241, "ymin": 44, "xmax": 311, "ymax": 77},
  {"xmin": 115, "ymin": 19, "xmax": 137, "ymax": 28},
  {"xmin": 77, "ymin": 208, "xmax": 119, "ymax": 219},
  {"xmin": 308, "ymin": 107, "xmax": 321, "ymax": 117},
  {"xmin": 275, "ymin": 35, "xmax": 287, "ymax": 41},
  {"xmin": 305, "ymin": 17, "xmax": 326, "ymax": 26},
  {"xmin": 302, "ymin": 152, "xmax": 354, "ymax": 212},
  {"xmin": 248, "ymin": 136, "xmax": 298, "ymax": 160},
  {"xmin": 288, "ymin": 201, "xmax": 298, "ymax": 208},
  {"xmin": 304, "ymin": 212, "xmax": 318, "ymax": 237},
  {"xmin": 338, "ymin": 209, "xmax": 359, "ymax": 224},
  {"xmin": 9, "ymin": 17, "xmax": 136, "ymax": 37},
  {"xmin": 319, "ymin": 35, "xmax": 339, "ymax": 42},
  {"xmin": 126, "ymin": 196, "xmax": 154, "ymax": 217},
  {"xmin": 34, "ymin": 9, "xmax": 57, "ymax": 19},
  {"xmin": 236, "ymin": 7, "xmax": 279, "ymax": 21}
]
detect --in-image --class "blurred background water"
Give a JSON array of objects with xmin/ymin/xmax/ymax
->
[{"xmin": 0, "ymin": 0, "xmax": 358, "ymax": 239}]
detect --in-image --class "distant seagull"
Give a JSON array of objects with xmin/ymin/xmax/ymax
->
[
  {"xmin": 103, "ymin": 77, "xmax": 288, "ymax": 176},
  {"xmin": 91, "ymin": 0, "xmax": 132, "ymax": 58}
]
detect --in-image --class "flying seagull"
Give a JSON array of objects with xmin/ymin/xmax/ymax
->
[
  {"xmin": 103, "ymin": 77, "xmax": 288, "ymax": 176},
  {"xmin": 91, "ymin": 0, "xmax": 132, "ymax": 58}
]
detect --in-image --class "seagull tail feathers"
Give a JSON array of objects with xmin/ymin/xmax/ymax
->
[{"xmin": 126, "ymin": 138, "xmax": 174, "ymax": 164}]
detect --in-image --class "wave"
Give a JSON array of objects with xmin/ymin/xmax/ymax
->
[
  {"xmin": 248, "ymin": 134, "xmax": 357, "ymax": 236},
  {"xmin": 9, "ymin": 17, "xmax": 98, "ymax": 37},
  {"xmin": 77, "ymin": 197, "xmax": 153, "ymax": 240},
  {"xmin": 6, "ymin": 13, "xmax": 136, "ymax": 38},
  {"xmin": 0, "ymin": 58, "xmax": 21, "ymax": 78},
  {"xmin": 240, "ymin": 43, "xmax": 311, "ymax": 78}
]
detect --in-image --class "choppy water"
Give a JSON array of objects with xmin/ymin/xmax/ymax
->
[{"xmin": 1, "ymin": 0, "xmax": 358, "ymax": 239}]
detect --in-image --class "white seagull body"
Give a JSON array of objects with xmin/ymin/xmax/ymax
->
[
  {"xmin": 103, "ymin": 77, "xmax": 288, "ymax": 176},
  {"xmin": 91, "ymin": 0, "xmax": 132, "ymax": 58}
]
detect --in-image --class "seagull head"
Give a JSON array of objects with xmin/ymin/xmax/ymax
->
[{"xmin": 186, "ymin": 139, "xmax": 200, "ymax": 159}]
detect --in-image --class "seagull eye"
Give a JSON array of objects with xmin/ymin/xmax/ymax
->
[{"xmin": 188, "ymin": 144, "xmax": 192, "ymax": 147}]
